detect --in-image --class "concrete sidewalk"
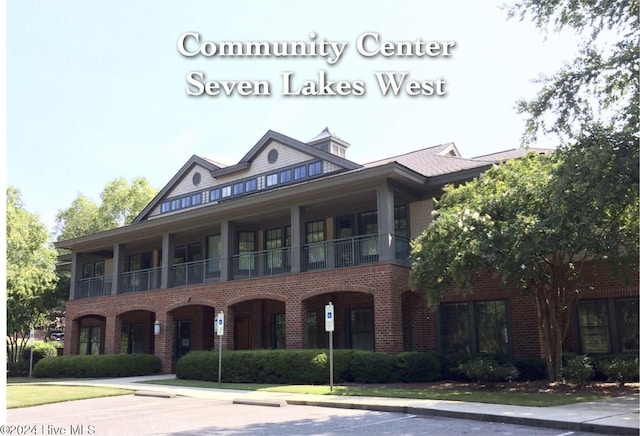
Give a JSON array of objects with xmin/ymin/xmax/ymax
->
[{"xmin": 39, "ymin": 375, "xmax": 640, "ymax": 435}]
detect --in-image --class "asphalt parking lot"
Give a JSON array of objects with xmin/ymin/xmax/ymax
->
[{"xmin": 5, "ymin": 394, "xmax": 601, "ymax": 436}]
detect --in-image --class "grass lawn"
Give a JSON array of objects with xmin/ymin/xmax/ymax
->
[
  {"xmin": 140, "ymin": 379, "xmax": 605, "ymax": 407},
  {"xmin": 6, "ymin": 385, "xmax": 133, "ymax": 409}
]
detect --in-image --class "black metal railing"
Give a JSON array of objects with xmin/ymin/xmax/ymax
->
[{"xmin": 73, "ymin": 235, "xmax": 411, "ymax": 297}]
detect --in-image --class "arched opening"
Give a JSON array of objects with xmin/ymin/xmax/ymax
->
[{"xmin": 230, "ymin": 299, "xmax": 286, "ymax": 350}]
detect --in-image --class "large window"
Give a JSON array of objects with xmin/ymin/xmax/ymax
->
[
  {"xmin": 265, "ymin": 227, "xmax": 290, "ymax": 272},
  {"xmin": 577, "ymin": 298, "xmax": 638, "ymax": 354},
  {"xmin": 206, "ymin": 235, "xmax": 222, "ymax": 279},
  {"xmin": 350, "ymin": 308, "xmax": 374, "ymax": 351},
  {"xmin": 305, "ymin": 220, "xmax": 325, "ymax": 268},
  {"xmin": 237, "ymin": 231, "xmax": 256, "ymax": 274},
  {"xmin": 440, "ymin": 300, "xmax": 508, "ymax": 355},
  {"xmin": 79, "ymin": 326, "xmax": 102, "ymax": 355},
  {"xmin": 120, "ymin": 323, "xmax": 145, "ymax": 354},
  {"xmin": 577, "ymin": 300, "xmax": 610, "ymax": 353}
]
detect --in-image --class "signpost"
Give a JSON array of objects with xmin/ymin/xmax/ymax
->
[
  {"xmin": 28, "ymin": 329, "xmax": 35, "ymax": 378},
  {"xmin": 325, "ymin": 302, "xmax": 334, "ymax": 391},
  {"xmin": 216, "ymin": 311, "xmax": 224, "ymax": 385}
]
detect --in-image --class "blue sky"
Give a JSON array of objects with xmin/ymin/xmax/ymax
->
[{"xmin": 6, "ymin": 0, "xmax": 581, "ymax": 234}]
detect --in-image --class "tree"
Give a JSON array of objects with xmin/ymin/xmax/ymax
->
[
  {"xmin": 6, "ymin": 187, "xmax": 59, "ymax": 363},
  {"xmin": 409, "ymin": 128, "xmax": 638, "ymax": 380},
  {"xmin": 506, "ymin": 0, "xmax": 638, "ymax": 144},
  {"xmin": 55, "ymin": 177, "xmax": 157, "ymax": 240}
]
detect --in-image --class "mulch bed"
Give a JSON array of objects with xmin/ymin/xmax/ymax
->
[{"xmin": 371, "ymin": 381, "xmax": 640, "ymax": 397}]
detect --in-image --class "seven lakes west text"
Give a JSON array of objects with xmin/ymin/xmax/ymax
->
[{"xmin": 179, "ymin": 32, "xmax": 454, "ymax": 97}]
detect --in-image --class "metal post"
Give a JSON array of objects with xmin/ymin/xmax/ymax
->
[{"xmin": 329, "ymin": 330, "xmax": 334, "ymax": 391}]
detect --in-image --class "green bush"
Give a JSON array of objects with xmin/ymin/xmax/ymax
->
[
  {"xmin": 455, "ymin": 358, "xmax": 519, "ymax": 383},
  {"xmin": 395, "ymin": 352, "xmax": 441, "ymax": 382},
  {"xmin": 23, "ymin": 342, "xmax": 58, "ymax": 364},
  {"xmin": 33, "ymin": 354, "xmax": 161, "ymax": 378},
  {"xmin": 597, "ymin": 357, "xmax": 639, "ymax": 386},
  {"xmin": 514, "ymin": 357, "xmax": 547, "ymax": 381},
  {"xmin": 350, "ymin": 351, "xmax": 399, "ymax": 383},
  {"xmin": 7, "ymin": 361, "xmax": 30, "ymax": 378},
  {"xmin": 177, "ymin": 349, "xmax": 444, "ymax": 384},
  {"xmin": 563, "ymin": 355, "xmax": 594, "ymax": 387}
]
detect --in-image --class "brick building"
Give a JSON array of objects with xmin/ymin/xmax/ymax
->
[{"xmin": 56, "ymin": 128, "xmax": 639, "ymax": 374}]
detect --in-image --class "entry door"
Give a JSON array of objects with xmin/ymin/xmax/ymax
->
[
  {"xmin": 176, "ymin": 320, "xmax": 191, "ymax": 358},
  {"xmin": 335, "ymin": 215, "xmax": 354, "ymax": 267}
]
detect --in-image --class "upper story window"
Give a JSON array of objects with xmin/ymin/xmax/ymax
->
[
  {"xmin": 161, "ymin": 192, "xmax": 205, "ymax": 214},
  {"xmin": 233, "ymin": 182, "xmax": 244, "ymax": 195},
  {"xmin": 246, "ymin": 179, "xmax": 257, "ymax": 192},
  {"xmin": 221, "ymin": 186, "xmax": 232, "ymax": 198},
  {"xmin": 279, "ymin": 169, "xmax": 292, "ymax": 184},
  {"xmin": 308, "ymin": 161, "xmax": 322, "ymax": 177},
  {"xmin": 294, "ymin": 165, "xmax": 307, "ymax": 180},
  {"xmin": 210, "ymin": 188, "xmax": 221, "ymax": 202},
  {"xmin": 266, "ymin": 173, "xmax": 278, "ymax": 187}
]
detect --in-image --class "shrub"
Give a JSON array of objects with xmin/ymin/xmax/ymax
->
[
  {"xmin": 597, "ymin": 357, "xmax": 639, "ymax": 386},
  {"xmin": 349, "ymin": 351, "xmax": 399, "ymax": 383},
  {"xmin": 514, "ymin": 357, "xmax": 547, "ymax": 381},
  {"xmin": 33, "ymin": 354, "xmax": 161, "ymax": 378},
  {"xmin": 23, "ymin": 342, "xmax": 58, "ymax": 364},
  {"xmin": 563, "ymin": 355, "xmax": 594, "ymax": 387},
  {"xmin": 455, "ymin": 358, "xmax": 519, "ymax": 383},
  {"xmin": 395, "ymin": 352, "xmax": 441, "ymax": 382},
  {"xmin": 7, "ymin": 361, "xmax": 30, "ymax": 378}
]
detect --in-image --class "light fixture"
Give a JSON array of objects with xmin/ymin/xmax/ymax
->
[{"xmin": 154, "ymin": 320, "xmax": 161, "ymax": 336}]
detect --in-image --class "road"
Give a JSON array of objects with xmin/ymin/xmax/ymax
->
[{"xmin": 5, "ymin": 395, "xmax": 593, "ymax": 436}]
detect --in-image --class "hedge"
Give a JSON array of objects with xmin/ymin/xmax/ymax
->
[
  {"xmin": 176, "ymin": 349, "xmax": 441, "ymax": 384},
  {"xmin": 33, "ymin": 354, "xmax": 161, "ymax": 378}
]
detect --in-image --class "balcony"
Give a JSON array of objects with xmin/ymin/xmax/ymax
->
[{"xmin": 73, "ymin": 234, "xmax": 411, "ymax": 299}]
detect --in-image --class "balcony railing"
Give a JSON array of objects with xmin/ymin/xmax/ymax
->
[
  {"xmin": 171, "ymin": 258, "xmax": 222, "ymax": 287},
  {"xmin": 231, "ymin": 247, "xmax": 291, "ymax": 279},
  {"xmin": 303, "ymin": 234, "xmax": 380, "ymax": 270},
  {"xmin": 76, "ymin": 276, "xmax": 112, "ymax": 299},
  {"xmin": 73, "ymin": 235, "xmax": 411, "ymax": 298},
  {"xmin": 119, "ymin": 267, "xmax": 162, "ymax": 294}
]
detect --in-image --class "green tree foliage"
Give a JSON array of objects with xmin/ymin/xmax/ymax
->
[
  {"xmin": 409, "ymin": 128, "xmax": 638, "ymax": 381},
  {"xmin": 55, "ymin": 177, "xmax": 157, "ymax": 241},
  {"xmin": 6, "ymin": 187, "xmax": 59, "ymax": 363},
  {"xmin": 506, "ymin": 0, "xmax": 638, "ymax": 143}
]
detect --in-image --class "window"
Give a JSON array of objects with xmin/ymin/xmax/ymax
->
[
  {"xmin": 350, "ymin": 308, "xmax": 374, "ymax": 350},
  {"xmin": 475, "ymin": 300, "xmax": 508, "ymax": 354},
  {"xmin": 210, "ymin": 188, "xmax": 221, "ymax": 202},
  {"xmin": 83, "ymin": 261, "xmax": 105, "ymax": 278},
  {"xmin": 279, "ymin": 169, "xmax": 292, "ymax": 184},
  {"xmin": 171, "ymin": 198, "xmax": 181, "ymax": 211},
  {"xmin": 161, "ymin": 201, "xmax": 170, "ymax": 213},
  {"xmin": 575, "ymin": 298, "xmax": 636, "ymax": 354},
  {"xmin": 308, "ymin": 161, "xmax": 322, "ymax": 177},
  {"xmin": 233, "ymin": 182, "xmax": 244, "ymax": 195},
  {"xmin": 245, "ymin": 179, "xmax": 257, "ymax": 192},
  {"xmin": 221, "ymin": 186, "xmax": 232, "ymax": 198},
  {"xmin": 272, "ymin": 313, "xmax": 286, "ymax": 349},
  {"xmin": 206, "ymin": 235, "xmax": 221, "ymax": 278},
  {"xmin": 294, "ymin": 165, "xmax": 307, "ymax": 180},
  {"xmin": 237, "ymin": 231, "xmax": 256, "ymax": 274},
  {"xmin": 616, "ymin": 298, "xmax": 639, "ymax": 353},
  {"xmin": 181, "ymin": 196, "xmax": 191, "ymax": 208},
  {"xmin": 440, "ymin": 300, "xmax": 508, "ymax": 355},
  {"xmin": 440, "ymin": 303, "xmax": 470, "ymax": 354},
  {"xmin": 577, "ymin": 300, "xmax": 611, "ymax": 353},
  {"xmin": 266, "ymin": 173, "xmax": 278, "ymax": 187},
  {"xmin": 358, "ymin": 211, "xmax": 378, "ymax": 260},
  {"xmin": 192, "ymin": 193, "xmax": 203, "ymax": 205},
  {"xmin": 79, "ymin": 325, "xmax": 102, "ymax": 355},
  {"xmin": 305, "ymin": 220, "xmax": 325, "ymax": 268},
  {"xmin": 120, "ymin": 323, "xmax": 145, "ymax": 354}
]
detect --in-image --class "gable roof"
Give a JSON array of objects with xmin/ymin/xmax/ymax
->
[
  {"xmin": 133, "ymin": 155, "xmax": 222, "ymax": 223},
  {"xmin": 210, "ymin": 130, "xmax": 360, "ymax": 178}
]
